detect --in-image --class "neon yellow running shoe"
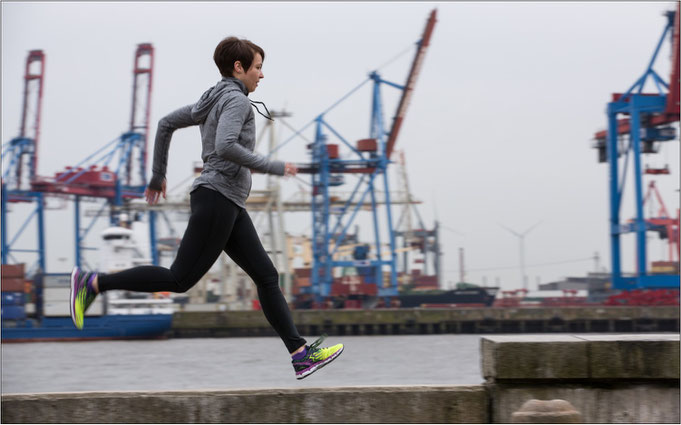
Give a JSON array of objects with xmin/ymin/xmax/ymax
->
[
  {"xmin": 292, "ymin": 334, "xmax": 344, "ymax": 380},
  {"xmin": 69, "ymin": 266, "xmax": 98, "ymax": 330}
]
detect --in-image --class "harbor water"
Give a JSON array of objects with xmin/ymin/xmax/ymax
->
[{"xmin": 2, "ymin": 335, "xmax": 482, "ymax": 394}]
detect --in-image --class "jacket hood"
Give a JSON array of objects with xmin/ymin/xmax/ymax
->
[{"xmin": 190, "ymin": 77, "xmax": 248, "ymax": 122}]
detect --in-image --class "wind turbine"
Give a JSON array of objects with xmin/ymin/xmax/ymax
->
[{"xmin": 499, "ymin": 221, "xmax": 542, "ymax": 290}]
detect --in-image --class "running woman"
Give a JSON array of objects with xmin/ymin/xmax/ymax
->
[{"xmin": 70, "ymin": 36, "xmax": 343, "ymax": 380}]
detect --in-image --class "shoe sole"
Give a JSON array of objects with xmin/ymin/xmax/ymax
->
[
  {"xmin": 69, "ymin": 267, "xmax": 79, "ymax": 328},
  {"xmin": 296, "ymin": 345, "xmax": 344, "ymax": 380}
]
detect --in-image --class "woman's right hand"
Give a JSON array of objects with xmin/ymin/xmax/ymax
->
[
  {"xmin": 144, "ymin": 178, "xmax": 167, "ymax": 205},
  {"xmin": 284, "ymin": 162, "xmax": 298, "ymax": 178}
]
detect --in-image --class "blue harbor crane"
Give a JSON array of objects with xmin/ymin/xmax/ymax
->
[
  {"xmin": 2, "ymin": 50, "xmax": 47, "ymax": 274},
  {"xmin": 287, "ymin": 10, "xmax": 438, "ymax": 303},
  {"xmin": 2, "ymin": 44, "xmax": 158, "ymax": 273},
  {"xmin": 592, "ymin": 4, "xmax": 680, "ymax": 290}
]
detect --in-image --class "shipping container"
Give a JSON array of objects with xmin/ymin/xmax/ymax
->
[
  {"xmin": 1, "ymin": 292, "xmax": 25, "ymax": 306},
  {"xmin": 357, "ymin": 138, "xmax": 378, "ymax": 152},
  {"xmin": 1, "ymin": 305, "xmax": 26, "ymax": 320},
  {"xmin": 330, "ymin": 283, "xmax": 378, "ymax": 296},
  {"xmin": 1, "ymin": 264, "xmax": 25, "ymax": 279},
  {"xmin": 295, "ymin": 277, "xmax": 311, "ymax": 287},
  {"xmin": 326, "ymin": 144, "xmax": 339, "ymax": 159},
  {"xmin": 343, "ymin": 299, "xmax": 362, "ymax": 309},
  {"xmin": 1, "ymin": 278, "xmax": 25, "ymax": 292},
  {"xmin": 294, "ymin": 268, "xmax": 312, "ymax": 278},
  {"xmin": 651, "ymin": 261, "xmax": 680, "ymax": 274}
]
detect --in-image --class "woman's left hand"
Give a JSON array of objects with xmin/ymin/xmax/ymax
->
[
  {"xmin": 284, "ymin": 162, "xmax": 298, "ymax": 178},
  {"xmin": 144, "ymin": 179, "xmax": 167, "ymax": 205}
]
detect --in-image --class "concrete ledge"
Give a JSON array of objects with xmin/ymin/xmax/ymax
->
[
  {"xmin": 482, "ymin": 334, "xmax": 680, "ymax": 380},
  {"xmin": 1, "ymin": 385, "xmax": 488, "ymax": 424},
  {"xmin": 482, "ymin": 335, "xmax": 589, "ymax": 380},
  {"xmin": 4, "ymin": 334, "xmax": 679, "ymax": 423},
  {"xmin": 583, "ymin": 334, "xmax": 680, "ymax": 379},
  {"xmin": 482, "ymin": 334, "xmax": 681, "ymax": 423}
]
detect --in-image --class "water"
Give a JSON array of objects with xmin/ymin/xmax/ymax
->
[{"xmin": 2, "ymin": 335, "xmax": 483, "ymax": 394}]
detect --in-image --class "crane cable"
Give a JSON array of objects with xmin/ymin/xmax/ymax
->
[
  {"xmin": 375, "ymin": 42, "xmax": 416, "ymax": 73},
  {"xmin": 267, "ymin": 41, "xmax": 417, "ymax": 158}
]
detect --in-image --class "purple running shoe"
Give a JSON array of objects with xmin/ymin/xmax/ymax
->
[
  {"xmin": 292, "ymin": 334, "xmax": 344, "ymax": 380},
  {"xmin": 69, "ymin": 266, "xmax": 98, "ymax": 329}
]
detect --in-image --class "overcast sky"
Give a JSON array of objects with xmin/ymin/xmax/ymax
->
[{"xmin": 3, "ymin": 2, "xmax": 679, "ymax": 291}]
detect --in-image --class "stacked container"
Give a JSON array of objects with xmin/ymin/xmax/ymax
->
[{"xmin": 1, "ymin": 264, "xmax": 27, "ymax": 321}]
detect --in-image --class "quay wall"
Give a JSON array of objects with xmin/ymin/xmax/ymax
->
[
  {"xmin": 171, "ymin": 306, "xmax": 680, "ymax": 338},
  {"xmin": 2, "ymin": 334, "xmax": 678, "ymax": 423},
  {"xmin": 483, "ymin": 334, "xmax": 680, "ymax": 423},
  {"xmin": 1, "ymin": 386, "xmax": 487, "ymax": 424}
]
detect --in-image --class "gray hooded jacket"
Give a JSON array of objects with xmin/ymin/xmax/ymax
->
[{"xmin": 148, "ymin": 77, "xmax": 285, "ymax": 208}]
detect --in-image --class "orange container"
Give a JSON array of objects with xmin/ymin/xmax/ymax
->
[
  {"xmin": 326, "ymin": 144, "xmax": 339, "ymax": 159},
  {"xmin": 2, "ymin": 278, "xmax": 25, "ymax": 292},
  {"xmin": 294, "ymin": 268, "xmax": 312, "ymax": 278},
  {"xmin": 357, "ymin": 138, "xmax": 378, "ymax": 152},
  {"xmin": 1, "ymin": 264, "xmax": 25, "ymax": 279},
  {"xmin": 296, "ymin": 277, "xmax": 311, "ymax": 287}
]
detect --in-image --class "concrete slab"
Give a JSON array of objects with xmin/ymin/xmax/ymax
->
[
  {"xmin": 483, "ymin": 335, "xmax": 585, "ymax": 342},
  {"xmin": 586, "ymin": 337, "xmax": 680, "ymax": 379},
  {"xmin": 482, "ymin": 336, "xmax": 589, "ymax": 380},
  {"xmin": 574, "ymin": 333, "xmax": 680, "ymax": 342},
  {"xmin": 1, "ymin": 385, "xmax": 488, "ymax": 424},
  {"xmin": 482, "ymin": 334, "xmax": 680, "ymax": 381}
]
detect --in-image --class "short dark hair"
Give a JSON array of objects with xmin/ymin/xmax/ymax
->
[{"xmin": 213, "ymin": 37, "xmax": 265, "ymax": 78}]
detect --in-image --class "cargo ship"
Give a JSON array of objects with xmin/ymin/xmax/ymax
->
[
  {"xmin": 397, "ymin": 285, "xmax": 499, "ymax": 308},
  {"xmin": 2, "ymin": 269, "xmax": 175, "ymax": 343},
  {"xmin": 2, "ymin": 313, "xmax": 173, "ymax": 343},
  {"xmin": 1, "ymin": 225, "xmax": 174, "ymax": 342}
]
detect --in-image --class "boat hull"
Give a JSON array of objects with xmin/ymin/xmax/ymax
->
[
  {"xmin": 398, "ymin": 288, "xmax": 496, "ymax": 308},
  {"xmin": 2, "ymin": 314, "xmax": 173, "ymax": 343}
]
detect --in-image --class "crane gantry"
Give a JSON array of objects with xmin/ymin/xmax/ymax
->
[
  {"xmin": 592, "ymin": 4, "xmax": 680, "ymax": 290},
  {"xmin": 293, "ymin": 10, "xmax": 438, "ymax": 302},
  {"xmin": 2, "ymin": 44, "xmax": 156, "ymax": 273}
]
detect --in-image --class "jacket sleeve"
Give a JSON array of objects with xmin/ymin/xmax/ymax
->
[
  {"xmin": 214, "ymin": 96, "xmax": 286, "ymax": 176},
  {"xmin": 148, "ymin": 105, "xmax": 197, "ymax": 190}
]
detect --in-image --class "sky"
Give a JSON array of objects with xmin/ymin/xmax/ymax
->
[{"xmin": 2, "ymin": 1, "xmax": 680, "ymax": 291}]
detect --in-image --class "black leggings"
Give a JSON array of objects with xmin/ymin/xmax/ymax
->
[{"xmin": 98, "ymin": 186, "xmax": 307, "ymax": 353}]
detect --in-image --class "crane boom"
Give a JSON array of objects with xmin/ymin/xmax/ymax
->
[
  {"xmin": 384, "ymin": 9, "xmax": 437, "ymax": 159},
  {"xmin": 129, "ymin": 43, "xmax": 154, "ymax": 170},
  {"xmin": 593, "ymin": 3, "xmax": 680, "ymax": 141},
  {"xmin": 17, "ymin": 50, "xmax": 45, "ymax": 188}
]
